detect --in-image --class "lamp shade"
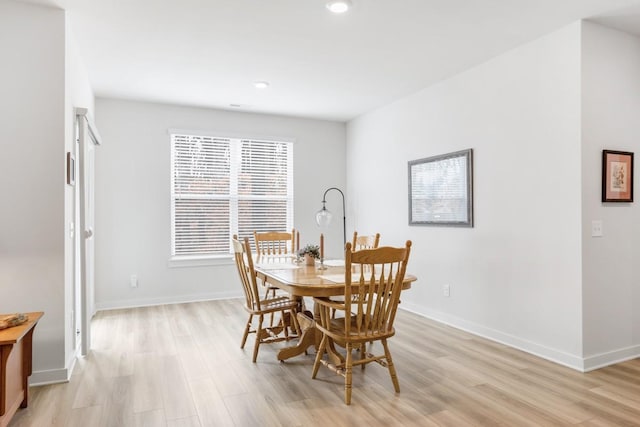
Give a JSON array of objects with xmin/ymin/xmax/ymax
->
[{"xmin": 315, "ymin": 207, "xmax": 333, "ymax": 228}]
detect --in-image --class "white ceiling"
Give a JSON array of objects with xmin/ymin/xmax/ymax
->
[{"xmin": 19, "ymin": 0, "xmax": 640, "ymax": 121}]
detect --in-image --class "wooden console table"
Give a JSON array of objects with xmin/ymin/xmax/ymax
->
[{"xmin": 0, "ymin": 312, "xmax": 43, "ymax": 427}]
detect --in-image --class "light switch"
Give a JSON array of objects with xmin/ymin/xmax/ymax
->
[{"xmin": 591, "ymin": 220, "xmax": 603, "ymax": 237}]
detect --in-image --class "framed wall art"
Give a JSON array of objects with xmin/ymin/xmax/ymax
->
[
  {"xmin": 602, "ymin": 150, "xmax": 633, "ymax": 203},
  {"xmin": 408, "ymin": 148, "xmax": 473, "ymax": 227}
]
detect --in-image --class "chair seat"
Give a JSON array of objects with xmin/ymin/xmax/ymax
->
[
  {"xmin": 317, "ymin": 316, "xmax": 395, "ymax": 343},
  {"xmin": 246, "ymin": 296, "xmax": 298, "ymax": 315}
]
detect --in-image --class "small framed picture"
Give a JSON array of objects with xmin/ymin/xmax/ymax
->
[
  {"xmin": 602, "ymin": 150, "xmax": 633, "ymax": 202},
  {"xmin": 67, "ymin": 152, "xmax": 76, "ymax": 186}
]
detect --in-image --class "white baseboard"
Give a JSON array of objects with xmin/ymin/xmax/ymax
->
[
  {"xmin": 30, "ymin": 368, "xmax": 69, "ymax": 386},
  {"xmin": 583, "ymin": 345, "xmax": 640, "ymax": 372},
  {"xmin": 95, "ymin": 291, "xmax": 242, "ymax": 311},
  {"xmin": 30, "ymin": 346, "xmax": 79, "ymax": 386},
  {"xmin": 400, "ymin": 303, "xmax": 586, "ymax": 371}
]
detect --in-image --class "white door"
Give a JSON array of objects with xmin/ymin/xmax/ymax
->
[{"xmin": 76, "ymin": 108, "xmax": 101, "ymax": 356}]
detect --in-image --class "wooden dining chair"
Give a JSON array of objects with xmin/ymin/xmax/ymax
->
[
  {"xmin": 311, "ymin": 240, "xmax": 412, "ymax": 405},
  {"xmin": 352, "ymin": 231, "xmax": 380, "ymax": 250},
  {"xmin": 254, "ymin": 229, "xmax": 300, "ymax": 301},
  {"xmin": 232, "ymin": 235, "xmax": 300, "ymax": 362},
  {"xmin": 253, "ymin": 229, "xmax": 299, "ymax": 256}
]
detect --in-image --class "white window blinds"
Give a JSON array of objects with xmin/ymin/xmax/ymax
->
[{"xmin": 171, "ymin": 133, "xmax": 293, "ymax": 257}]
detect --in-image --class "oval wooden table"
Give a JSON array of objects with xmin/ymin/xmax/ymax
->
[{"xmin": 254, "ymin": 259, "xmax": 416, "ymax": 361}]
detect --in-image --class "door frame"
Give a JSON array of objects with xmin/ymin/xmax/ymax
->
[{"xmin": 75, "ymin": 107, "xmax": 102, "ymax": 356}]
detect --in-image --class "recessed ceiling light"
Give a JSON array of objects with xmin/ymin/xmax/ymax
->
[
  {"xmin": 326, "ymin": 0, "xmax": 352, "ymax": 14},
  {"xmin": 254, "ymin": 81, "xmax": 270, "ymax": 89}
]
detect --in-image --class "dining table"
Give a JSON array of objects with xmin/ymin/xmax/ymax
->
[{"xmin": 253, "ymin": 256, "xmax": 416, "ymax": 361}]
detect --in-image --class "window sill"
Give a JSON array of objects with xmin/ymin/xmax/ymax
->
[{"xmin": 168, "ymin": 255, "xmax": 234, "ymax": 268}]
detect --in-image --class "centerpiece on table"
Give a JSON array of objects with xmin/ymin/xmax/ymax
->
[{"xmin": 298, "ymin": 244, "xmax": 320, "ymax": 266}]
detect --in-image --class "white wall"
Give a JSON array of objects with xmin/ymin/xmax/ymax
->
[
  {"xmin": 0, "ymin": 1, "xmax": 68, "ymax": 382},
  {"xmin": 347, "ymin": 23, "xmax": 585, "ymax": 368},
  {"xmin": 94, "ymin": 98, "xmax": 345, "ymax": 309},
  {"xmin": 581, "ymin": 21, "xmax": 640, "ymax": 369}
]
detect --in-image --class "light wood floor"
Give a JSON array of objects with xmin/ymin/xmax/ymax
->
[{"xmin": 10, "ymin": 299, "xmax": 640, "ymax": 426}]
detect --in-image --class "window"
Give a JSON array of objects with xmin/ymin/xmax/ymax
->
[{"xmin": 171, "ymin": 132, "xmax": 293, "ymax": 259}]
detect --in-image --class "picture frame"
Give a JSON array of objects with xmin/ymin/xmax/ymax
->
[
  {"xmin": 67, "ymin": 152, "xmax": 76, "ymax": 186},
  {"xmin": 408, "ymin": 148, "xmax": 473, "ymax": 227},
  {"xmin": 602, "ymin": 150, "xmax": 633, "ymax": 203}
]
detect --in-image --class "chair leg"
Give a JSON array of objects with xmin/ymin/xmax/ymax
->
[
  {"xmin": 252, "ymin": 314, "xmax": 264, "ymax": 363},
  {"xmin": 241, "ymin": 314, "xmax": 253, "ymax": 349},
  {"xmin": 311, "ymin": 334, "xmax": 328, "ymax": 379},
  {"xmin": 382, "ymin": 338, "xmax": 400, "ymax": 393},
  {"xmin": 345, "ymin": 343, "xmax": 353, "ymax": 405},
  {"xmin": 360, "ymin": 343, "xmax": 366, "ymax": 370},
  {"xmin": 289, "ymin": 309, "xmax": 301, "ymax": 337},
  {"xmin": 264, "ymin": 287, "xmax": 276, "ymax": 327},
  {"xmin": 282, "ymin": 310, "xmax": 289, "ymax": 340}
]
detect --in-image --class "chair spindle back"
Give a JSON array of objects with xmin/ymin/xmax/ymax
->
[
  {"xmin": 344, "ymin": 241, "xmax": 411, "ymax": 337},
  {"xmin": 232, "ymin": 235, "xmax": 262, "ymax": 311},
  {"xmin": 254, "ymin": 229, "xmax": 299, "ymax": 256},
  {"xmin": 352, "ymin": 232, "xmax": 381, "ymax": 250}
]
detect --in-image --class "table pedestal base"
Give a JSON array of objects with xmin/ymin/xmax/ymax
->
[{"xmin": 277, "ymin": 311, "xmax": 316, "ymax": 361}]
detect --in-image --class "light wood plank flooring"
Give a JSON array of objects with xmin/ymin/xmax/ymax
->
[{"xmin": 10, "ymin": 299, "xmax": 640, "ymax": 426}]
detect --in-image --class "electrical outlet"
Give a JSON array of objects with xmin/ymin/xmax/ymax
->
[
  {"xmin": 130, "ymin": 274, "xmax": 138, "ymax": 288},
  {"xmin": 443, "ymin": 284, "xmax": 450, "ymax": 297},
  {"xmin": 591, "ymin": 220, "xmax": 603, "ymax": 237}
]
